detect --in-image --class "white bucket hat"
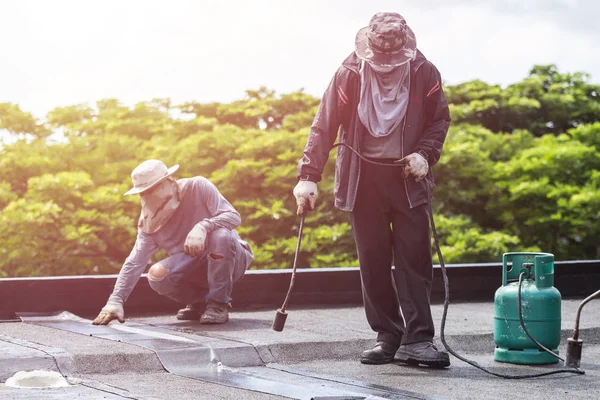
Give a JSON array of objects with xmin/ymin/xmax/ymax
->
[{"xmin": 124, "ymin": 160, "xmax": 179, "ymax": 196}]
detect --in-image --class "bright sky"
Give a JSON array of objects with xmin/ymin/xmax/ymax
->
[{"xmin": 0, "ymin": 0, "xmax": 598, "ymax": 119}]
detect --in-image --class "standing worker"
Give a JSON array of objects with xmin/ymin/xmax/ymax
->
[{"xmin": 294, "ymin": 12, "xmax": 451, "ymax": 367}]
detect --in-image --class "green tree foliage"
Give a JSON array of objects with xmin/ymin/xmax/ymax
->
[
  {"xmin": 1, "ymin": 67, "xmax": 598, "ymax": 277},
  {"xmin": 446, "ymin": 65, "xmax": 600, "ymax": 136}
]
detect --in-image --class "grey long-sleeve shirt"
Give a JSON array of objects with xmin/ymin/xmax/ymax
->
[{"xmin": 108, "ymin": 176, "xmax": 254, "ymax": 304}]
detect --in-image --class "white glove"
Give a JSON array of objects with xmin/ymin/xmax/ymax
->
[
  {"xmin": 293, "ymin": 180, "xmax": 318, "ymax": 215},
  {"xmin": 399, "ymin": 153, "xmax": 429, "ymax": 182},
  {"xmin": 92, "ymin": 301, "xmax": 125, "ymax": 325},
  {"xmin": 184, "ymin": 223, "xmax": 207, "ymax": 257}
]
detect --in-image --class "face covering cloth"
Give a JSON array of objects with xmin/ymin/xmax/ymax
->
[
  {"xmin": 138, "ymin": 178, "xmax": 189, "ymax": 234},
  {"xmin": 357, "ymin": 60, "xmax": 411, "ymax": 138}
]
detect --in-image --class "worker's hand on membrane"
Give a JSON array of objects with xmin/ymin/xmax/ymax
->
[
  {"xmin": 398, "ymin": 152, "xmax": 429, "ymax": 182},
  {"xmin": 184, "ymin": 223, "xmax": 207, "ymax": 257},
  {"xmin": 293, "ymin": 180, "xmax": 318, "ymax": 216},
  {"xmin": 92, "ymin": 301, "xmax": 125, "ymax": 325}
]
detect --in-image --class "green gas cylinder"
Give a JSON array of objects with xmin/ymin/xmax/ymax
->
[{"xmin": 494, "ymin": 252, "xmax": 561, "ymax": 364}]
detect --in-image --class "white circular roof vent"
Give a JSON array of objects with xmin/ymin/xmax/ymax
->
[{"xmin": 5, "ymin": 370, "xmax": 70, "ymax": 388}]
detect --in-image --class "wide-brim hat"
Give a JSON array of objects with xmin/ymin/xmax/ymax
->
[
  {"xmin": 124, "ymin": 160, "xmax": 179, "ymax": 196},
  {"xmin": 355, "ymin": 12, "xmax": 417, "ymax": 67}
]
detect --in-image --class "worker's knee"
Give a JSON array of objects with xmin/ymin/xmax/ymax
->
[
  {"xmin": 208, "ymin": 228, "xmax": 234, "ymax": 255},
  {"xmin": 148, "ymin": 263, "xmax": 169, "ymax": 281}
]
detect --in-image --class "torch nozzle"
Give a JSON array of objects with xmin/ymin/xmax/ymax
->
[{"xmin": 564, "ymin": 338, "xmax": 583, "ymax": 369}]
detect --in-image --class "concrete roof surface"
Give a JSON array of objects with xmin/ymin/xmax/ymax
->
[{"xmin": 1, "ymin": 300, "xmax": 599, "ymax": 400}]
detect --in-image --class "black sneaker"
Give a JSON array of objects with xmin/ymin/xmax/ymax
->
[
  {"xmin": 394, "ymin": 341, "xmax": 450, "ymax": 368},
  {"xmin": 199, "ymin": 300, "xmax": 229, "ymax": 324},
  {"xmin": 360, "ymin": 341, "xmax": 399, "ymax": 365},
  {"xmin": 176, "ymin": 303, "xmax": 205, "ymax": 321}
]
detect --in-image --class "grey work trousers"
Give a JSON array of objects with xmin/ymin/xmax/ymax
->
[
  {"xmin": 148, "ymin": 228, "xmax": 248, "ymax": 305},
  {"xmin": 349, "ymin": 161, "xmax": 435, "ymax": 347}
]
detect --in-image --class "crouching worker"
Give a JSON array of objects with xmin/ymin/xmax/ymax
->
[{"xmin": 93, "ymin": 160, "xmax": 253, "ymax": 325}]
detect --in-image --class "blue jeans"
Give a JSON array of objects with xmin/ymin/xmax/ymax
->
[{"xmin": 148, "ymin": 228, "xmax": 249, "ymax": 305}]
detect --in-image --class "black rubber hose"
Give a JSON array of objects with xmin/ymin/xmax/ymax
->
[{"xmin": 517, "ymin": 272, "xmax": 565, "ymax": 362}]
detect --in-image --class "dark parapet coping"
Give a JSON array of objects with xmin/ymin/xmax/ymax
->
[{"xmin": 0, "ymin": 260, "xmax": 598, "ymax": 319}]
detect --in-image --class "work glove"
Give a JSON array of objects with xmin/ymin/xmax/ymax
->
[
  {"xmin": 293, "ymin": 180, "xmax": 318, "ymax": 216},
  {"xmin": 397, "ymin": 153, "xmax": 429, "ymax": 182},
  {"xmin": 92, "ymin": 301, "xmax": 125, "ymax": 325},
  {"xmin": 184, "ymin": 223, "xmax": 207, "ymax": 257}
]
